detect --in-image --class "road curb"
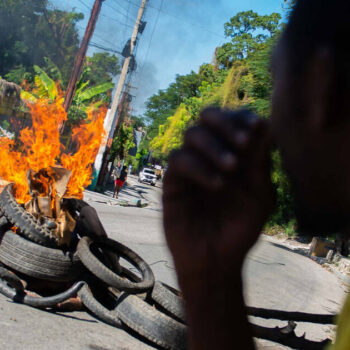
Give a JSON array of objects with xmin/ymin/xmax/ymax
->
[
  {"xmin": 328, "ymin": 266, "xmax": 350, "ymax": 286},
  {"xmin": 84, "ymin": 190, "xmax": 148, "ymax": 208},
  {"xmin": 263, "ymin": 235, "xmax": 350, "ymax": 285}
]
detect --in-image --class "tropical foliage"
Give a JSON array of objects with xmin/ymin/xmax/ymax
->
[
  {"xmin": 147, "ymin": 11, "xmax": 281, "ymax": 157},
  {"xmin": 0, "ymin": 0, "xmax": 120, "ymax": 126},
  {"xmin": 21, "ymin": 65, "xmax": 114, "ymax": 126},
  {"xmin": 145, "ymin": 9, "xmax": 295, "ymax": 227},
  {"xmin": 0, "ymin": 0, "xmax": 82, "ymax": 85},
  {"xmin": 111, "ymin": 124, "xmax": 135, "ymax": 161}
]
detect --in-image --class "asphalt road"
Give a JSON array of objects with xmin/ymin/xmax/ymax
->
[{"xmin": 0, "ymin": 179, "xmax": 347, "ymax": 349}]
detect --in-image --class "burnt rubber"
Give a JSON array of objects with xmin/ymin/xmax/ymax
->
[
  {"xmin": 0, "ymin": 230, "xmax": 83, "ymax": 282},
  {"xmin": 77, "ymin": 237, "xmax": 155, "ymax": 293},
  {"xmin": 78, "ymin": 283, "xmax": 122, "ymax": 328},
  {"xmin": 0, "ymin": 184, "xmax": 60, "ymax": 248},
  {"xmin": 0, "ymin": 276, "xmax": 85, "ymax": 308},
  {"xmin": 150, "ymin": 282, "xmax": 186, "ymax": 323},
  {"xmin": 0, "ymin": 213, "xmax": 10, "ymax": 229},
  {"xmin": 116, "ymin": 293, "xmax": 187, "ymax": 350},
  {"xmin": 0, "ymin": 266, "xmax": 24, "ymax": 292}
]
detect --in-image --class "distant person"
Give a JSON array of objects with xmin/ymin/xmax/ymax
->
[
  {"xmin": 114, "ymin": 166, "xmax": 127, "ymax": 198},
  {"xmin": 163, "ymin": 0, "xmax": 350, "ymax": 349}
]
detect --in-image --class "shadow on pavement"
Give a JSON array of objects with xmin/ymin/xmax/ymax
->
[{"xmin": 269, "ymin": 242, "xmax": 309, "ymax": 257}]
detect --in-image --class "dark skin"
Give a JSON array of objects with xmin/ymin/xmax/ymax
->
[
  {"xmin": 163, "ymin": 109, "xmax": 273, "ymax": 350},
  {"xmin": 114, "ymin": 167, "xmax": 128, "ymax": 198},
  {"xmin": 163, "ymin": 36, "xmax": 350, "ymax": 349}
]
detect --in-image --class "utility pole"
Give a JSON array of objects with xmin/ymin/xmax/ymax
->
[
  {"xmin": 94, "ymin": 0, "xmax": 147, "ymax": 185},
  {"xmin": 97, "ymin": 85, "xmax": 131, "ymax": 186},
  {"xmin": 63, "ymin": 0, "xmax": 105, "ymax": 113}
]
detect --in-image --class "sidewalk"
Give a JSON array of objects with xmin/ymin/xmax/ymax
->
[{"xmin": 84, "ymin": 176, "xmax": 148, "ymax": 208}]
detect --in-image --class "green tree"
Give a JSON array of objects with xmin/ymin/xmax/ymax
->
[
  {"xmin": 85, "ymin": 53, "xmax": 120, "ymax": 87},
  {"xmin": 111, "ymin": 124, "xmax": 135, "ymax": 160},
  {"xmin": 240, "ymin": 39, "xmax": 276, "ymax": 117},
  {"xmin": 146, "ymin": 9, "xmax": 295, "ymax": 229},
  {"xmin": 145, "ymin": 71, "xmax": 203, "ymax": 140},
  {"xmin": 0, "ymin": 1, "xmax": 83, "ymax": 85},
  {"xmin": 216, "ymin": 11, "xmax": 281, "ymax": 67},
  {"xmin": 130, "ymin": 115, "xmax": 146, "ymax": 129},
  {"xmin": 284, "ymin": 0, "xmax": 296, "ymax": 14}
]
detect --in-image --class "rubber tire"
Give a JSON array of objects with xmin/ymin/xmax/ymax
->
[
  {"xmin": 0, "ymin": 266, "xmax": 24, "ymax": 292},
  {"xmin": 0, "ymin": 230, "xmax": 83, "ymax": 282},
  {"xmin": 77, "ymin": 237, "xmax": 155, "ymax": 293},
  {"xmin": 116, "ymin": 293, "xmax": 187, "ymax": 350},
  {"xmin": 150, "ymin": 282, "xmax": 186, "ymax": 323},
  {"xmin": 0, "ymin": 184, "xmax": 60, "ymax": 248},
  {"xmin": 0, "ymin": 213, "xmax": 10, "ymax": 229},
  {"xmin": 78, "ymin": 283, "xmax": 122, "ymax": 328},
  {"xmin": 0, "ymin": 277, "xmax": 85, "ymax": 308}
]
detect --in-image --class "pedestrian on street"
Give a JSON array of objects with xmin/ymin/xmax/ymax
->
[
  {"xmin": 114, "ymin": 166, "xmax": 128, "ymax": 198},
  {"xmin": 163, "ymin": 1, "xmax": 350, "ymax": 349}
]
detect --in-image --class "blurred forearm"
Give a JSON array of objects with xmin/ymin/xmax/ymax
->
[{"xmin": 179, "ymin": 270, "xmax": 255, "ymax": 350}]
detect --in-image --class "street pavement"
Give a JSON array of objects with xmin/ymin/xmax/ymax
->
[{"xmin": 0, "ymin": 177, "xmax": 348, "ymax": 349}]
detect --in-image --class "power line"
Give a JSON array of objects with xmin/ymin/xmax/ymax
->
[
  {"xmin": 77, "ymin": 24, "xmax": 119, "ymax": 48},
  {"xmin": 76, "ymin": 0, "xmax": 90, "ymax": 10},
  {"xmin": 75, "ymin": 1, "xmax": 135, "ymax": 29},
  {"xmin": 118, "ymin": 0, "xmax": 225, "ymax": 39},
  {"xmin": 117, "ymin": 0, "xmax": 141, "ymax": 10},
  {"xmin": 89, "ymin": 41, "xmax": 122, "ymax": 55},
  {"xmin": 139, "ymin": 0, "xmax": 163, "ymax": 71},
  {"xmin": 111, "ymin": 0, "xmax": 138, "ymax": 17},
  {"xmin": 123, "ymin": 0, "xmax": 131, "ymax": 39},
  {"xmin": 100, "ymin": 13, "xmax": 134, "ymax": 29},
  {"xmin": 103, "ymin": 1, "xmax": 135, "ymax": 23}
]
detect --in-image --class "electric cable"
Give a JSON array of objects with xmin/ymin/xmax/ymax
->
[
  {"xmin": 104, "ymin": 1, "xmax": 135, "ymax": 23},
  {"xmin": 117, "ymin": 0, "xmax": 225, "ymax": 39},
  {"xmin": 139, "ymin": 0, "xmax": 163, "ymax": 72}
]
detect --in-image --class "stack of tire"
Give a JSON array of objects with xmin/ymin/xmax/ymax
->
[{"xmin": 0, "ymin": 184, "xmax": 187, "ymax": 350}]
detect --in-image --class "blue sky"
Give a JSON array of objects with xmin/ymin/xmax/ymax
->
[{"xmin": 52, "ymin": 0, "xmax": 285, "ymax": 115}]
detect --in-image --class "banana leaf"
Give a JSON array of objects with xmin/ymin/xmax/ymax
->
[
  {"xmin": 21, "ymin": 90, "xmax": 38, "ymax": 103},
  {"xmin": 76, "ymin": 82, "xmax": 113, "ymax": 104},
  {"xmin": 33, "ymin": 65, "xmax": 58, "ymax": 100}
]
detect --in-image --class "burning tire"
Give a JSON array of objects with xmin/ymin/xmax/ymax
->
[
  {"xmin": 0, "ymin": 230, "xmax": 83, "ymax": 282},
  {"xmin": 115, "ymin": 293, "xmax": 187, "ymax": 350},
  {"xmin": 77, "ymin": 236, "xmax": 155, "ymax": 293},
  {"xmin": 0, "ymin": 184, "xmax": 60, "ymax": 248},
  {"xmin": 150, "ymin": 282, "xmax": 186, "ymax": 324}
]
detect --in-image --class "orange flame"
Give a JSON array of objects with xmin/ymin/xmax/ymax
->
[
  {"xmin": 0, "ymin": 97, "xmax": 105, "ymax": 203},
  {"xmin": 62, "ymin": 107, "xmax": 106, "ymax": 199}
]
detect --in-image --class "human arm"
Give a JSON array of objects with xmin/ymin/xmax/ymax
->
[{"xmin": 163, "ymin": 108, "xmax": 275, "ymax": 349}]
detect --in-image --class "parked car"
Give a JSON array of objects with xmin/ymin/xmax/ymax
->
[{"xmin": 138, "ymin": 168, "xmax": 157, "ymax": 186}]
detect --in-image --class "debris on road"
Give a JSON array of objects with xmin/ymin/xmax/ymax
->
[
  {"xmin": 0, "ymin": 180, "xmax": 187, "ymax": 350},
  {"xmin": 0, "ymin": 182, "xmax": 337, "ymax": 349}
]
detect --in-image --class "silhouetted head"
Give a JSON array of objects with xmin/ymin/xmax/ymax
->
[{"xmin": 271, "ymin": 0, "xmax": 350, "ymax": 235}]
